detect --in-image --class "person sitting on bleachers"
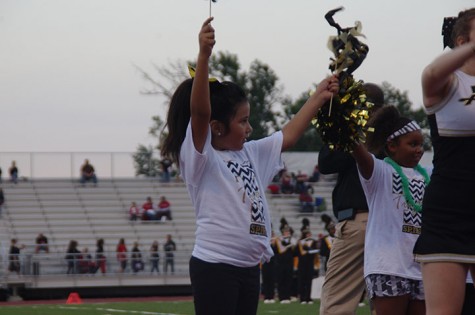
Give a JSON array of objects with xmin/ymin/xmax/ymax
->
[
  {"xmin": 80, "ymin": 159, "xmax": 98, "ymax": 187},
  {"xmin": 35, "ymin": 233, "xmax": 49, "ymax": 253},
  {"xmin": 280, "ymin": 170, "xmax": 294, "ymax": 194},
  {"xmin": 308, "ymin": 164, "xmax": 321, "ymax": 182},
  {"xmin": 299, "ymin": 187, "xmax": 314, "ymax": 213},
  {"xmin": 129, "ymin": 201, "xmax": 141, "ymax": 221},
  {"xmin": 141, "ymin": 196, "xmax": 156, "ymax": 220},
  {"xmin": 78, "ymin": 247, "xmax": 94, "ymax": 274},
  {"xmin": 156, "ymin": 196, "xmax": 172, "ymax": 221},
  {"xmin": 295, "ymin": 170, "xmax": 309, "ymax": 194}
]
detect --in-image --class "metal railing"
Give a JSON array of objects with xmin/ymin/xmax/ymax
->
[
  {"xmin": 0, "ymin": 250, "xmax": 191, "ymax": 281},
  {"xmin": 0, "ymin": 152, "xmax": 138, "ymax": 179}
]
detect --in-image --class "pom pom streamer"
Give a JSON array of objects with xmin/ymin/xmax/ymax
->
[{"xmin": 313, "ymin": 7, "xmax": 373, "ymax": 152}]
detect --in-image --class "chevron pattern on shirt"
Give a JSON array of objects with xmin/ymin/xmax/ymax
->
[
  {"xmin": 391, "ymin": 173, "xmax": 423, "ymax": 228},
  {"xmin": 391, "ymin": 173, "xmax": 425, "ymax": 206},
  {"xmin": 226, "ymin": 160, "xmax": 265, "ymax": 224}
]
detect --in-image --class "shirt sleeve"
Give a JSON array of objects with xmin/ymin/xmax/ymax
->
[
  {"xmin": 179, "ymin": 121, "xmax": 212, "ymax": 187},
  {"xmin": 245, "ymin": 131, "xmax": 284, "ymax": 185}
]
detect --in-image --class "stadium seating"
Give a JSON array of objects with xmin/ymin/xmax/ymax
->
[{"xmin": 0, "ymin": 176, "xmax": 335, "ymax": 290}]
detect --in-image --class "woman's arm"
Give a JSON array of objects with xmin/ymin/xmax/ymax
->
[
  {"xmin": 281, "ymin": 76, "xmax": 339, "ymax": 151},
  {"xmin": 190, "ymin": 17, "xmax": 216, "ymax": 153},
  {"xmin": 422, "ymin": 42, "xmax": 475, "ymax": 108}
]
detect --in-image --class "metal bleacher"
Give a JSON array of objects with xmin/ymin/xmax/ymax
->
[{"xmin": 0, "ymin": 176, "xmax": 335, "ymax": 293}]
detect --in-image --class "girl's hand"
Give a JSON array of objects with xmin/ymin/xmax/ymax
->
[
  {"xmin": 199, "ymin": 17, "xmax": 215, "ymax": 58},
  {"xmin": 313, "ymin": 75, "xmax": 339, "ymax": 103}
]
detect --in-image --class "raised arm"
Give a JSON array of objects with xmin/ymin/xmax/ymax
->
[
  {"xmin": 281, "ymin": 76, "xmax": 339, "ymax": 151},
  {"xmin": 422, "ymin": 42, "xmax": 475, "ymax": 108},
  {"xmin": 190, "ymin": 17, "xmax": 216, "ymax": 153},
  {"xmin": 351, "ymin": 143, "xmax": 374, "ymax": 180}
]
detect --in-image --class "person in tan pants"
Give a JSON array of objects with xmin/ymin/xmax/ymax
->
[{"xmin": 318, "ymin": 83, "xmax": 384, "ymax": 315}]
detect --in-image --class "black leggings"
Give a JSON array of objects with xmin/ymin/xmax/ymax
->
[{"xmin": 190, "ymin": 256, "xmax": 260, "ymax": 315}]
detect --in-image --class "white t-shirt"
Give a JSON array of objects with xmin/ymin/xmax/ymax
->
[
  {"xmin": 359, "ymin": 156, "xmax": 426, "ymax": 280},
  {"xmin": 180, "ymin": 122, "xmax": 284, "ymax": 267}
]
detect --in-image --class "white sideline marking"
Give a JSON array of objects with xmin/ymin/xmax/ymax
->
[{"xmin": 56, "ymin": 305, "xmax": 184, "ymax": 315}]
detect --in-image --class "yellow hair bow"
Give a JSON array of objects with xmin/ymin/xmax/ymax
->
[{"xmin": 188, "ymin": 65, "xmax": 218, "ymax": 82}]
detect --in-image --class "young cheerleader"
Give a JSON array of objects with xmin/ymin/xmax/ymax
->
[
  {"xmin": 160, "ymin": 17, "xmax": 338, "ymax": 315},
  {"xmin": 352, "ymin": 106, "xmax": 428, "ymax": 315},
  {"xmin": 413, "ymin": 8, "xmax": 475, "ymax": 315}
]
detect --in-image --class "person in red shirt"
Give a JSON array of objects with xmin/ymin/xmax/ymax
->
[
  {"xmin": 157, "ymin": 196, "xmax": 172, "ymax": 221},
  {"xmin": 141, "ymin": 197, "xmax": 155, "ymax": 220},
  {"xmin": 116, "ymin": 238, "xmax": 127, "ymax": 273}
]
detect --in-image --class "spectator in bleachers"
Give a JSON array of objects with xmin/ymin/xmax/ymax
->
[
  {"xmin": 65, "ymin": 240, "xmax": 80, "ymax": 274},
  {"xmin": 80, "ymin": 159, "xmax": 98, "ymax": 187},
  {"xmin": 267, "ymin": 183, "xmax": 280, "ymax": 194},
  {"xmin": 142, "ymin": 197, "xmax": 156, "ymax": 220},
  {"xmin": 299, "ymin": 186, "xmax": 314, "ymax": 213},
  {"xmin": 160, "ymin": 157, "xmax": 172, "ymax": 183},
  {"xmin": 78, "ymin": 247, "xmax": 94, "ymax": 274},
  {"xmin": 9, "ymin": 160, "xmax": 19, "ymax": 184},
  {"xmin": 150, "ymin": 240, "xmax": 160, "ymax": 274},
  {"xmin": 295, "ymin": 170, "xmax": 308, "ymax": 194},
  {"xmin": 8, "ymin": 239, "xmax": 24, "ymax": 275},
  {"xmin": 35, "ymin": 233, "xmax": 49, "ymax": 254},
  {"xmin": 0, "ymin": 188, "xmax": 4, "ymax": 218},
  {"xmin": 129, "ymin": 201, "xmax": 140, "ymax": 221},
  {"xmin": 116, "ymin": 238, "xmax": 128, "ymax": 273},
  {"xmin": 93, "ymin": 238, "xmax": 106, "ymax": 274},
  {"xmin": 131, "ymin": 242, "xmax": 144, "ymax": 273},
  {"xmin": 163, "ymin": 234, "xmax": 176, "ymax": 274},
  {"xmin": 157, "ymin": 196, "xmax": 172, "ymax": 221},
  {"xmin": 280, "ymin": 170, "xmax": 294, "ymax": 194},
  {"xmin": 308, "ymin": 164, "xmax": 320, "ymax": 182}
]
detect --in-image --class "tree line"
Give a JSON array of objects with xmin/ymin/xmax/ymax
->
[{"xmin": 133, "ymin": 52, "xmax": 428, "ymax": 177}]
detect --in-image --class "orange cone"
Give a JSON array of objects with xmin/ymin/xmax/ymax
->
[{"xmin": 66, "ymin": 292, "xmax": 82, "ymax": 304}]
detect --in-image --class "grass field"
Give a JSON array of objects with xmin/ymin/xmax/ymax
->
[{"xmin": 0, "ymin": 300, "xmax": 371, "ymax": 315}]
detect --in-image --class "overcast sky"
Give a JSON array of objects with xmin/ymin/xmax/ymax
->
[{"xmin": 1, "ymin": 0, "xmax": 473, "ymax": 153}]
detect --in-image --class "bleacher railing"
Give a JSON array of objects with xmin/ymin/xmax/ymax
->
[
  {"xmin": 0, "ymin": 250, "xmax": 191, "ymax": 281},
  {"xmin": 0, "ymin": 152, "xmax": 138, "ymax": 179}
]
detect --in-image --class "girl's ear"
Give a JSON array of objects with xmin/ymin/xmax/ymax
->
[
  {"xmin": 210, "ymin": 120, "xmax": 224, "ymax": 136},
  {"xmin": 386, "ymin": 140, "xmax": 398, "ymax": 155},
  {"xmin": 455, "ymin": 34, "xmax": 468, "ymax": 46}
]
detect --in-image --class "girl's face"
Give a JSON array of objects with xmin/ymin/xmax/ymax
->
[
  {"xmin": 389, "ymin": 131, "xmax": 424, "ymax": 168},
  {"xmin": 218, "ymin": 101, "xmax": 253, "ymax": 151}
]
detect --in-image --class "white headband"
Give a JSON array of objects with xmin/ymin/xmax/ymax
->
[{"xmin": 387, "ymin": 121, "xmax": 421, "ymax": 141}]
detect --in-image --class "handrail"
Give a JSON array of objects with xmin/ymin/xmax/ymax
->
[{"xmin": 0, "ymin": 249, "xmax": 191, "ymax": 280}]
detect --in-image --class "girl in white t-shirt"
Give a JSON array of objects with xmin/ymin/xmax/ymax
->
[
  {"xmin": 352, "ymin": 106, "xmax": 429, "ymax": 315},
  {"xmin": 160, "ymin": 17, "xmax": 338, "ymax": 315}
]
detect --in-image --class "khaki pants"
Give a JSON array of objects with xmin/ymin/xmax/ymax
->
[{"xmin": 320, "ymin": 212, "xmax": 368, "ymax": 315}]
